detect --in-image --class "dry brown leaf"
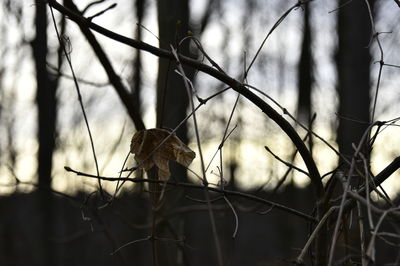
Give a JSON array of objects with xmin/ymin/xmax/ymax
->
[{"xmin": 130, "ymin": 128, "xmax": 196, "ymax": 180}]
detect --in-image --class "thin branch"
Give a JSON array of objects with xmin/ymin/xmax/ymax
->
[
  {"xmin": 224, "ymin": 196, "xmax": 239, "ymax": 238},
  {"xmin": 49, "ymin": 5, "xmax": 103, "ymax": 196},
  {"xmin": 205, "ymin": 125, "xmax": 237, "ymax": 173},
  {"xmin": 331, "ymin": 156, "xmax": 400, "ymax": 221},
  {"xmin": 245, "ymin": 0, "xmax": 310, "ymax": 76},
  {"xmin": 382, "ymin": 62, "xmax": 400, "ymax": 69},
  {"xmin": 357, "ymin": 201, "xmax": 367, "ymax": 266},
  {"xmin": 365, "ymin": 210, "xmax": 391, "ymax": 263},
  {"xmin": 296, "ymin": 207, "xmax": 337, "ymax": 265},
  {"xmin": 328, "ymin": 0, "xmax": 353, "ymax": 14},
  {"xmin": 171, "ymin": 45, "xmax": 223, "ymax": 266},
  {"xmin": 82, "ymin": 0, "xmax": 106, "ymax": 14},
  {"xmin": 136, "ymin": 22, "xmax": 159, "ymax": 41},
  {"xmin": 364, "ymin": 0, "xmax": 385, "ymax": 121},
  {"xmin": 47, "ymin": 63, "xmax": 110, "ymax": 87},
  {"xmin": 110, "ymin": 236, "xmax": 151, "ymax": 255},
  {"xmin": 87, "ymin": 3, "xmax": 116, "ymax": 21},
  {"xmin": 346, "ymin": 191, "xmax": 399, "ymax": 217},
  {"xmin": 179, "ymin": 36, "xmax": 226, "ymax": 74},
  {"xmin": 328, "ymin": 121, "xmax": 382, "ymax": 265},
  {"xmin": 264, "ymin": 145, "xmax": 310, "ymax": 177},
  {"xmin": 267, "ymin": 114, "xmax": 316, "ymax": 196},
  {"xmin": 64, "ymin": 0, "xmax": 146, "ymax": 131},
  {"xmin": 64, "ymin": 166, "xmax": 318, "ymax": 222}
]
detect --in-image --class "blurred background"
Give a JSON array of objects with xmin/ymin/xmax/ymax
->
[{"xmin": 1, "ymin": 0, "xmax": 400, "ymax": 265}]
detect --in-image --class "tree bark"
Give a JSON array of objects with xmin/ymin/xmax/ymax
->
[
  {"xmin": 336, "ymin": 0, "xmax": 373, "ymax": 168},
  {"xmin": 32, "ymin": 1, "xmax": 57, "ymax": 265},
  {"xmin": 131, "ymin": 0, "xmax": 146, "ymax": 118},
  {"xmin": 297, "ymin": 3, "xmax": 313, "ymax": 127},
  {"xmin": 155, "ymin": 1, "xmax": 192, "ymax": 265},
  {"xmin": 334, "ymin": 0, "xmax": 375, "ymax": 264}
]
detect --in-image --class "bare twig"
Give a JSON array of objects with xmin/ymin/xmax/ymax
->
[
  {"xmin": 64, "ymin": 0, "xmax": 146, "ymax": 130},
  {"xmin": 346, "ymin": 191, "xmax": 398, "ymax": 216},
  {"xmin": 357, "ymin": 201, "xmax": 367, "ymax": 266},
  {"xmin": 264, "ymin": 145, "xmax": 310, "ymax": 177},
  {"xmin": 328, "ymin": 0, "xmax": 353, "ymax": 14},
  {"xmin": 47, "ymin": 63, "xmax": 110, "ymax": 87},
  {"xmin": 267, "ymin": 114, "xmax": 316, "ymax": 196},
  {"xmin": 87, "ymin": 3, "xmax": 116, "ymax": 21},
  {"xmin": 171, "ymin": 45, "xmax": 224, "ymax": 266},
  {"xmin": 205, "ymin": 125, "xmax": 237, "ymax": 173},
  {"xmin": 224, "ymin": 196, "xmax": 239, "ymax": 238},
  {"xmin": 110, "ymin": 236, "xmax": 151, "ymax": 255},
  {"xmin": 365, "ymin": 210, "xmax": 390, "ymax": 263},
  {"xmin": 328, "ymin": 121, "xmax": 381, "ymax": 265},
  {"xmin": 245, "ymin": 0, "xmax": 310, "ymax": 76},
  {"xmin": 179, "ymin": 36, "xmax": 226, "ymax": 74},
  {"xmin": 64, "ymin": 166, "xmax": 318, "ymax": 222},
  {"xmin": 364, "ymin": 0, "xmax": 385, "ymax": 121},
  {"xmin": 82, "ymin": 0, "xmax": 106, "ymax": 14},
  {"xmin": 296, "ymin": 207, "xmax": 337, "ymax": 265},
  {"xmin": 49, "ymin": 5, "xmax": 103, "ymax": 197},
  {"xmin": 382, "ymin": 62, "xmax": 400, "ymax": 69},
  {"xmin": 340, "ymin": 156, "xmax": 400, "ymax": 217}
]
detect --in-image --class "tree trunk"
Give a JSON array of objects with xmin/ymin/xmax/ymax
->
[
  {"xmin": 297, "ymin": 3, "xmax": 313, "ymax": 127},
  {"xmin": 334, "ymin": 1, "xmax": 375, "ymax": 264},
  {"xmin": 131, "ymin": 0, "xmax": 146, "ymax": 118},
  {"xmin": 336, "ymin": 0, "xmax": 373, "ymax": 181},
  {"xmin": 32, "ymin": 1, "xmax": 57, "ymax": 265},
  {"xmin": 155, "ymin": 1, "xmax": 192, "ymax": 265}
]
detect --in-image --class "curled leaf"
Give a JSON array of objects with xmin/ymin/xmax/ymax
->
[{"xmin": 130, "ymin": 128, "xmax": 196, "ymax": 180}]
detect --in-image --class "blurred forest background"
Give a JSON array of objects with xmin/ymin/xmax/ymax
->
[{"xmin": 1, "ymin": 0, "xmax": 400, "ymax": 265}]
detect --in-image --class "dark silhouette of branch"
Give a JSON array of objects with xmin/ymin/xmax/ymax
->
[
  {"xmin": 63, "ymin": 0, "xmax": 146, "ymax": 131},
  {"xmin": 245, "ymin": 0, "xmax": 310, "ymax": 77},
  {"xmin": 264, "ymin": 145, "xmax": 310, "ymax": 177},
  {"xmin": 86, "ymin": 3, "xmax": 116, "ymax": 21},
  {"xmin": 47, "ymin": 63, "xmax": 110, "ymax": 87},
  {"xmin": 64, "ymin": 166, "xmax": 318, "ymax": 223},
  {"xmin": 49, "ymin": 6, "xmax": 104, "ymax": 197},
  {"xmin": 339, "ymin": 156, "xmax": 400, "ymax": 218}
]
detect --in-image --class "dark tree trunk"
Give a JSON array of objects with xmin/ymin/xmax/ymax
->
[
  {"xmin": 131, "ymin": 0, "xmax": 146, "ymax": 117},
  {"xmin": 34, "ymin": 0, "xmax": 56, "ymax": 192},
  {"xmin": 297, "ymin": 3, "xmax": 313, "ymax": 127},
  {"xmin": 334, "ymin": 1, "xmax": 375, "ymax": 264},
  {"xmin": 336, "ymin": 0, "xmax": 373, "ymax": 176},
  {"xmin": 32, "ymin": 1, "xmax": 57, "ymax": 265},
  {"xmin": 156, "ymin": 0, "xmax": 191, "ymax": 138},
  {"xmin": 155, "ymin": 1, "xmax": 192, "ymax": 265},
  {"xmin": 297, "ymin": 2, "xmax": 314, "ymax": 155}
]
